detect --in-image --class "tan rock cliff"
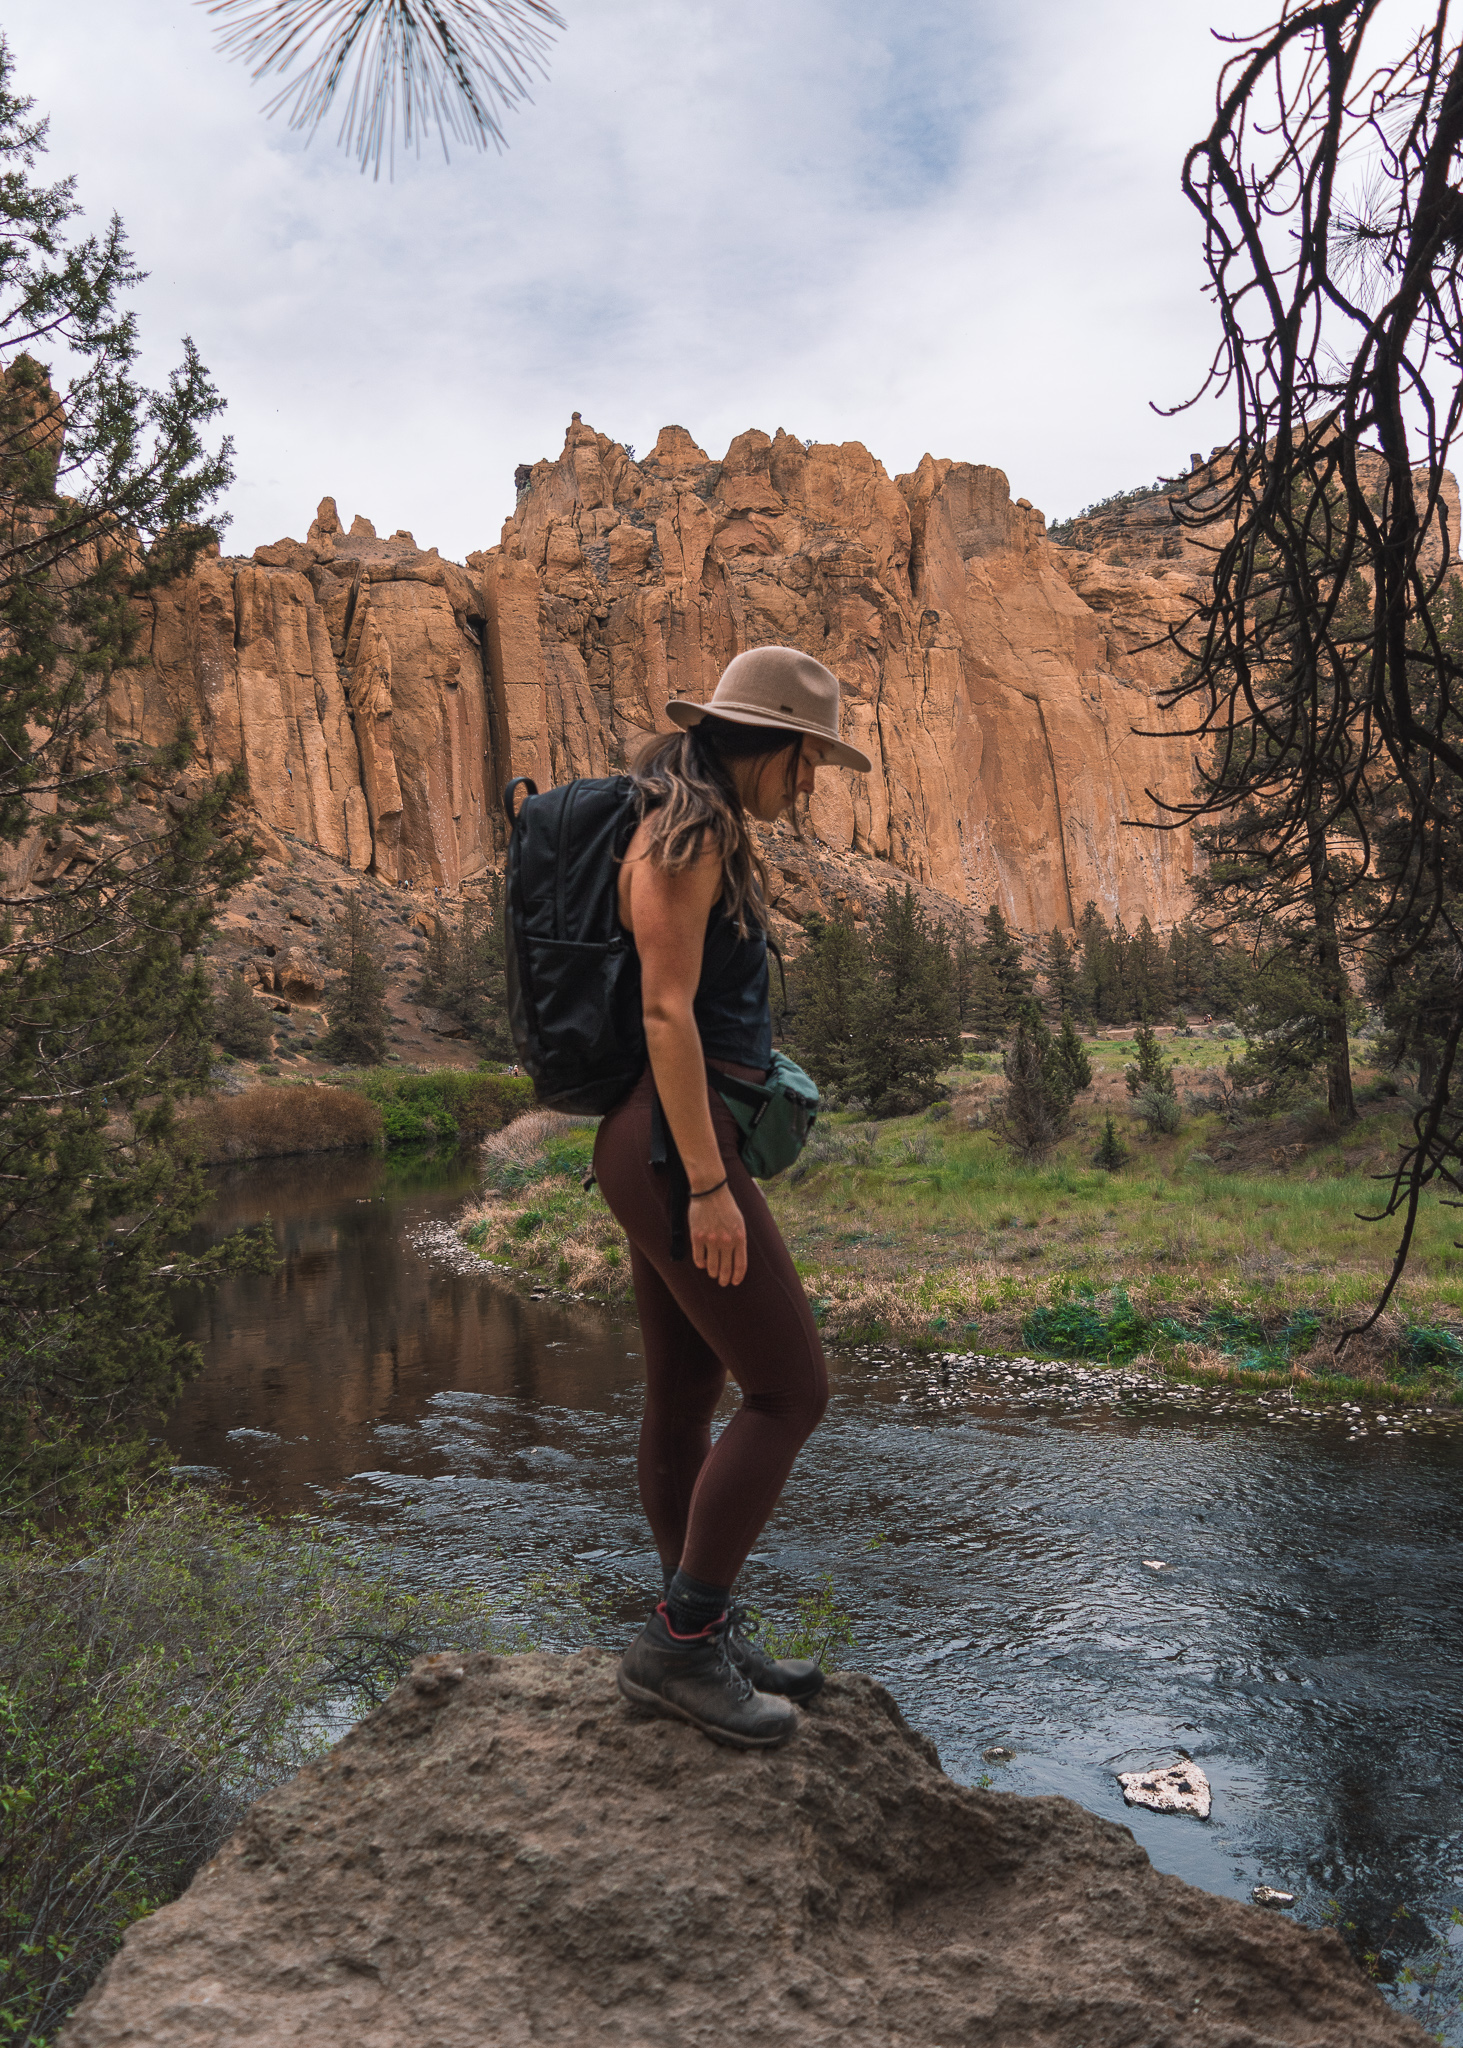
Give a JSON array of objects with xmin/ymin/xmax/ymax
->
[{"xmin": 102, "ymin": 427, "xmax": 1225, "ymax": 932}]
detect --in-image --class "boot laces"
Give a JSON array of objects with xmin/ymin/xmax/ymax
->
[
  {"xmin": 710, "ymin": 1614, "xmax": 757, "ymax": 1700},
  {"xmin": 725, "ymin": 1599, "xmax": 761, "ymax": 1646}
]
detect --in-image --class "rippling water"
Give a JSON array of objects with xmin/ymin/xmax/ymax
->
[{"xmin": 169, "ymin": 1148, "xmax": 1463, "ymax": 2033}]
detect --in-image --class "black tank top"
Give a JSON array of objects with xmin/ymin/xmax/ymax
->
[{"xmin": 694, "ymin": 899, "xmax": 772, "ymax": 1068}]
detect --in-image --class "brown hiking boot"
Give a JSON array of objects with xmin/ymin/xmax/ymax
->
[
  {"xmin": 617, "ymin": 1606, "xmax": 799, "ymax": 1750},
  {"xmin": 724, "ymin": 1601, "xmax": 825, "ymax": 1703}
]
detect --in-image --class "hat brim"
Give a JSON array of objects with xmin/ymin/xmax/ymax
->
[{"xmin": 665, "ymin": 697, "xmax": 873, "ymax": 775}]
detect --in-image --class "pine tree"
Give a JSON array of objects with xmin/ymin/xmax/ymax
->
[
  {"xmin": 419, "ymin": 880, "xmax": 513, "ymax": 1058},
  {"xmin": 1125, "ymin": 1024, "xmax": 1181, "ymax": 1134},
  {"xmin": 1127, "ymin": 915, "xmax": 1170, "ymax": 1022},
  {"xmin": 1056, "ymin": 1013, "xmax": 1093, "ymax": 1091},
  {"xmin": 215, "ymin": 969, "xmax": 274, "ymax": 1059},
  {"xmin": 1043, "ymin": 927, "xmax": 1080, "ymax": 1018},
  {"xmin": 976, "ymin": 903, "xmax": 1035, "ymax": 1027},
  {"xmin": 1094, "ymin": 1117, "xmax": 1129, "ymax": 1171},
  {"xmin": 1125, "ymin": 1023, "xmax": 1171, "ymax": 1095},
  {"xmin": 1076, "ymin": 901, "xmax": 1115, "ymax": 1023},
  {"xmin": 320, "ymin": 896, "xmax": 391, "ymax": 1065},
  {"xmin": 791, "ymin": 915, "xmax": 871, "ymax": 1094},
  {"xmin": 1108, "ymin": 915, "xmax": 1134, "ymax": 1023},
  {"xmin": 951, "ymin": 924, "xmax": 981, "ymax": 1030},
  {"xmin": 965, "ymin": 950, "xmax": 1008, "ymax": 1047},
  {"xmin": 0, "ymin": 43, "xmax": 251, "ymax": 1510},
  {"xmin": 850, "ymin": 887, "xmax": 960, "ymax": 1115},
  {"xmin": 990, "ymin": 1013, "xmax": 1076, "ymax": 1159}
]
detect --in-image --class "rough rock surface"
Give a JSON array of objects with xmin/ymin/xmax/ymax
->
[
  {"xmin": 478, "ymin": 418, "xmax": 1204, "ymax": 929},
  {"xmin": 97, "ymin": 420, "xmax": 1241, "ymax": 934},
  {"xmin": 112, "ymin": 499, "xmax": 499, "ymax": 894},
  {"xmin": 63, "ymin": 1651, "xmax": 1424, "ymax": 2048}
]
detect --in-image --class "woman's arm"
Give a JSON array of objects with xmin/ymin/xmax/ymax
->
[{"xmin": 625, "ymin": 842, "xmax": 748, "ymax": 1288}]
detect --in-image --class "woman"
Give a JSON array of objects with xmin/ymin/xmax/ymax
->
[{"xmin": 594, "ymin": 644, "xmax": 871, "ymax": 1750}]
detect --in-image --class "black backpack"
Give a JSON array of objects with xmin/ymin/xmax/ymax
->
[{"xmin": 502, "ymin": 775, "xmax": 646, "ymax": 1113}]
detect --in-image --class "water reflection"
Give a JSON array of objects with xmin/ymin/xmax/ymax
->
[{"xmin": 169, "ymin": 1152, "xmax": 1463, "ymax": 2036}]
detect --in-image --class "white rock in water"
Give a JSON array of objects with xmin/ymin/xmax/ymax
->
[
  {"xmin": 1118, "ymin": 1762, "xmax": 1212, "ymax": 1818},
  {"xmin": 1253, "ymin": 1885, "xmax": 1297, "ymax": 1907}
]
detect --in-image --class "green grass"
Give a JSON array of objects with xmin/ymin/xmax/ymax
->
[{"xmin": 453, "ymin": 1034, "xmax": 1463, "ymax": 1398}]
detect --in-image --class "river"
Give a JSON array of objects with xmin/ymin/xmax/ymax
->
[{"xmin": 169, "ymin": 1148, "xmax": 1463, "ymax": 2033}]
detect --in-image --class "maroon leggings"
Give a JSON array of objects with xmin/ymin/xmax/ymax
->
[{"xmin": 592, "ymin": 1066, "xmax": 828, "ymax": 1588}]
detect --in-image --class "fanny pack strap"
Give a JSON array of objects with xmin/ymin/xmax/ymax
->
[{"xmin": 707, "ymin": 1067, "xmax": 773, "ymax": 1128}]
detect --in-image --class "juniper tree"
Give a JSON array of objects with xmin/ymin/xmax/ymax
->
[
  {"xmin": 850, "ymin": 886, "xmax": 960, "ymax": 1116},
  {"xmin": 1056, "ymin": 1014, "xmax": 1093, "ymax": 1093},
  {"xmin": 320, "ymin": 896, "xmax": 391, "ymax": 1065},
  {"xmin": 790, "ymin": 915, "xmax": 871, "ymax": 1095},
  {"xmin": 214, "ymin": 969, "xmax": 274, "ymax": 1060},
  {"xmin": 1125, "ymin": 1024, "xmax": 1181, "ymax": 1135},
  {"xmin": 1043, "ymin": 927, "xmax": 1080, "ymax": 1018},
  {"xmin": 1094, "ymin": 1117, "xmax": 1129, "ymax": 1172},
  {"xmin": 950, "ymin": 923, "xmax": 981, "ymax": 1030},
  {"xmin": 990, "ymin": 1013, "xmax": 1076, "ymax": 1160},
  {"xmin": 1076, "ymin": 902, "xmax": 1120, "ymax": 1023},
  {"xmin": 975, "ymin": 903, "xmax": 1034, "ymax": 1028},
  {"xmin": 420, "ymin": 880, "xmax": 513, "ymax": 1058},
  {"xmin": 1126, "ymin": 915, "xmax": 1171, "ymax": 1022},
  {"xmin": 0, "ymin": 40, "xmax": 255, "ymax": 1511}
]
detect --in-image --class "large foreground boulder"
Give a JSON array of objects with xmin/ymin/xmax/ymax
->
[{"xmin": 64, "ymin": 1651, "xmax": 1424, "ymax": 2047}]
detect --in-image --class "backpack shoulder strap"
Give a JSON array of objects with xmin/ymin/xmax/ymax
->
[{"xmin": 503, "ymin": 775, "xmax": 538, "ymax": 826}]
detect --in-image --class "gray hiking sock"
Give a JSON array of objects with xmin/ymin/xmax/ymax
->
[{"xmin": 665, "ymin": 1566, "xmax": 730, "ymax": 1638}]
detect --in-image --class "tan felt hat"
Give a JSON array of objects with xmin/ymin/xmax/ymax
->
[{"xmin": 665, "ymin": 644, "xmax": 873, "ymax": 773}]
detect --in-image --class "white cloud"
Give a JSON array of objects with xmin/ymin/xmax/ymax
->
[{"xmin": 4, "ymin": 0, "xmax": 1244, "ymax": 558}]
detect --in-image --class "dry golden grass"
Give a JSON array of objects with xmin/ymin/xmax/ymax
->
[
  {"xmin": 481, "ymin": 1110, "xmax": 581, "ymax": 1170},
  {"xmin": 186, "ymin": 1084, "xmax": 382, "ymax": 1163}
]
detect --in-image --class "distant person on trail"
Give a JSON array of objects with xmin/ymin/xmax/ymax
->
[{"xmin": 596, "ymin": 646, "xmax": 871, "ymax": 1750}]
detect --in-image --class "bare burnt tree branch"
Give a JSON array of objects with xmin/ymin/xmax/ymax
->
[{"xmin": 1138, "ymin": 1, "xmax": 1463, "ymax": 1340}]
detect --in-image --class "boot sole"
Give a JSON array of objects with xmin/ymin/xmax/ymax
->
[{"xmin": 616, "ymin": 1670, "xmax": 798, "ymax": 1750}]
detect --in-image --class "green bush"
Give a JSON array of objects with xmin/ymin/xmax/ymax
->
[
  {"xmin": 0, "ymin": 1489, "xmax": 504, "ymax": 2044},
  {"xmin": 338, "ymin": 1071, "xmax": 535, "ymax": 1148}
]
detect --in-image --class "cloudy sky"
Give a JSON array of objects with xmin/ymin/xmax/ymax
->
[{"xmin": 7, "ymin": 0, "xmax": 1246, "ymax": 561}]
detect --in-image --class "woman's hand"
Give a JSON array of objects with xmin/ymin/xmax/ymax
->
[{"xmin": 690, "ymin": 1182, "xmax": 747, "ymax": 1287}]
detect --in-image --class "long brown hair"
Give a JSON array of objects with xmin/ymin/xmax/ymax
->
[{"xmin": 629, "ymin": 715, "xmax": 800, "ymax": 935}]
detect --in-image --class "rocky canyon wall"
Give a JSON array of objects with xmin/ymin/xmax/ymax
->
[{"xmin": 103, "ymin": 420, "xmax": 1219, "ymax": 933}]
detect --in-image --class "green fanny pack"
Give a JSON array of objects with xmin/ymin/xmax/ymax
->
[{"xmin": 710, "ymin": 1050, "xmax": 820, "ymax": 1178}]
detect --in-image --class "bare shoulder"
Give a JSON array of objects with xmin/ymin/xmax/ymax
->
[{"xmin": 619, "ymin": 829, "xmax": 722, "ymax": 936}]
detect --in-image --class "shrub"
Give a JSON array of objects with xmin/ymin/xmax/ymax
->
[
  {"xmin": 1133, "ymin": 1081, "xmax": 1182, "ymax": 1135},
  {"xmin": 0, "ymin": 1489, "xmax": 504, "ymax": 2041},
  {"xmin": 341, "ymin": 1071, "xmax": 535, "ymax": 1148},
  {"xmin": 785, "ymin": 1122, "xmax": 879, "ymax": 1184},
  {"xmin": 183, "ymin": 1084, "xmax": 382, "ymax": 1163}
]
